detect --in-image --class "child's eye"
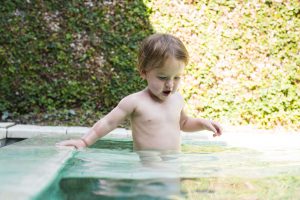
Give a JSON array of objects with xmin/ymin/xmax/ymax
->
[
  {"xmin": 174, "ymin": 77, "xmax": 181, "ymax": 80},
  {"xmin": 158, "ymin": 76, "xmax": 167, "ymax": 80}
]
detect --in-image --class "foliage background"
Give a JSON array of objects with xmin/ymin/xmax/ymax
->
[
  {"xmin": 1, "ymin": 0, "xmax": 299, "ymax": 130},
  {"xmin": 0, "ymin": 0, "xmax": 152, "ymax": 125}
]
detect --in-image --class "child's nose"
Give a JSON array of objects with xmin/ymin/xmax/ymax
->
[{"xmin": 165, "ymin": 80, "xmax": 173, "ymax": 88}]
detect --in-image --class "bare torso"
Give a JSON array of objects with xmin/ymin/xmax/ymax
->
[{"xmin": 129, "ymin": 90, "xmax": 184, "ymax": 151}]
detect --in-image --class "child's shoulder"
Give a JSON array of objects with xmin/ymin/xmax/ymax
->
[
  {"xmin": 118, "ymin": 91, "xmax": 144, "ymax": 107},
  {"xmin": 117, "ymin": 92, "xmax": 141, "ymax": 113},
  {"xmin": 122, "ymin": 90, "xmax": 145, "ymax": 101}
]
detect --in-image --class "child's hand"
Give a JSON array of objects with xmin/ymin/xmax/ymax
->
[
  {"xmin": 56, "ymin": 139, "xmax": 87, "ymax": 149},
  {"xmin": 205, "ymin": 120, "xmax": 222, "ymax": 137}
]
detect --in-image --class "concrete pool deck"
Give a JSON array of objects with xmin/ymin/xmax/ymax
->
[{"xmin": 0, "ymin": 122, "xmax": 299, "ymax": 200}]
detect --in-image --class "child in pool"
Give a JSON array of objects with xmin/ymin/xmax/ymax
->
[{"xmin": 57, "ymin": 33, "xmax": 222, "ymax": 151}]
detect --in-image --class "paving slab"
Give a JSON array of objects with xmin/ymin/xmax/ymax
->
[
  {"xmin": 66, "ymin": 126, "xmax": 90, "ymax": 135},
  {"xmin": 7, "ymin": 125, "xmax": 67, "ymax": 138},
  {"xmin": 0, "ymin": 122, "xmax": 15, "ymax": 139},
  {"xmin": 0, "ymin": 122, "xmax": 15, "ymax": 128}
]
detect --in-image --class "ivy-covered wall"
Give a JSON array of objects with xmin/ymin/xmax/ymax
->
[
  {"xmin": 146, "ymin": 0, "xmax": 300, "ymax": 129},
  {"xmin": 0, "ymin": 0, "xmax": 152, "ymax": 113},
  {"xmin": 1, "ymin": 0, "xmax": 299, "ymax": 129}
]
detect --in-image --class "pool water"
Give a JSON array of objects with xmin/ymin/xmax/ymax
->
[{"xmin": 35, "ymin": 138, "xmax": 300, "ymax": 200}]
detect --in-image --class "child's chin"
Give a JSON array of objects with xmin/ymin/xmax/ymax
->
[
  {"xmin": 161, "ymin": 93, "xmax": 172, "ymax": 100},
  {"xmin": 156, "ymin": 95, "xmax": 169, "ymax": 101}
]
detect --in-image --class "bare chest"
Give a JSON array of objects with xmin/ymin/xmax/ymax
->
[{"xmin": 133, "ymin": 101, "xmax": 182, "ymax": 125}]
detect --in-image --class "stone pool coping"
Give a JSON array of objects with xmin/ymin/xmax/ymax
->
[
  {"xmin": 0, "ymin": 122, "xmax": 299, "ymax": 200},
  {"xmin": 0, "ymin": 122, "xmax": 133, "ymax": 140},
  {"xmin": 1, "ymin": 122, "xmax": 299, "ymax": 138},
  {"xmin": 1, "ymin": 122, "xmax": 300, "ymax": 149}
]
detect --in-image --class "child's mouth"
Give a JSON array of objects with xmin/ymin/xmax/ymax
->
[{"xmin": 163, "ymin": 91, "xmax": 171, "ymax": 96}]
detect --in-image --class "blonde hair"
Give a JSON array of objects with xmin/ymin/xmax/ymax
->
[{"xmin": 138, "ymin": 33, "xmax": 189, "ymax": 74}]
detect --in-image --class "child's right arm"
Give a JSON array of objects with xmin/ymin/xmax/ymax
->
[{"xmin": 56, "ymin": 95, "xmax": 135, "ymax": 149}]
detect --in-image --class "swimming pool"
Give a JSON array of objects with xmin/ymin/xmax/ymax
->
[{"xmin": 1, "ymin": 129, "xmax": 300, "ymax": 200}]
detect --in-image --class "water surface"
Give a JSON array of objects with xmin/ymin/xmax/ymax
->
[{"xmin": 36, "ymin": 138, "xmax": 300, "ymax": 200}]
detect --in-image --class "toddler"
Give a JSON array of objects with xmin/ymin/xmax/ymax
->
[{"xmin": 57, "ymin": 33, "xmax": 222, "ymax": 151}]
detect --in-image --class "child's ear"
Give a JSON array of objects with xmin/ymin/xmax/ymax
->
[{"xmin": 140, "ymin": 70, "xmax": 146, "ymax": 79}]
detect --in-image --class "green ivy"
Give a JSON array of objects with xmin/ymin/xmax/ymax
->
[
  {"xmin": 1, "ymin": 0, "xmax": 299, "ymax": 130},
  {"xmin": 0, "ymin": 0, "xmax": 152, "ymax": 113},
  {"xmin": 145, "ymin": 0, "xmax": 300, "ymax": 130}
]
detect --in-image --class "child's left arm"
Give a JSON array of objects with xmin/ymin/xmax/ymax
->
[{"xmin": 180, "ymin": 110, "xmax": 222, "ymax": 137}]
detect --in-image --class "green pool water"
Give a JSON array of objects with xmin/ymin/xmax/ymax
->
[{"xmin": 35, "ymin": 138, "xmax": 300, "ymax": 200}]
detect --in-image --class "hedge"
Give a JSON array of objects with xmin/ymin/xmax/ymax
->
[
  {"xmin": 0, "ymin": 0, "xmax": 152, "ymax": 113},
  {"xmin": 1, "ymin": 0, "xmax": 299, "ymax": 129}
]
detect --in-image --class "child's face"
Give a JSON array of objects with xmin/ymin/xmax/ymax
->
[{"xmin": 142, "ymin": 56, "xmax": 185, "ymax": 101}]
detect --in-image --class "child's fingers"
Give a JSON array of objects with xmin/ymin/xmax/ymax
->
[
  {"xmin": 55, "ymin": 141, "xmax": 77, "ymax": 150},
  {"xmin": 208, "ymin": 121, "xmax": 222, "ymax": 137},
  {"xmin": 207, "ymin": 123, "xmax": 218, "ymax": 137},
  {"xmin": 55, "ymin": 144, "xmax": 76, "ymax": 150},
  {"xmin": 55, "ymin": 141, "xmax": 64, "ymax": 146},
  {"xmin": 56, "ymin": 140, "xmax": 76, "ymax": 147},
  {"xmin": 56, "ymin": 139, "xmax": 86, "ymax": 150},
  {"xmin": 56, "ymin": 140, "xmax": 69, "ymax": 146},
  {"xmin": 214, "ymin": 126, "xmax": 222, "ymax": 136},
  {"xmin": 212, "ymin": 122, "xmax": 222, "ymax": 136}
]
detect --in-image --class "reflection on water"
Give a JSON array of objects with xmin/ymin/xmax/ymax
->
[
  {"xmin": 36, "ymin": 138, "xmax": 300, "ymax": 200},
  {"xmin": 60, "ymin": 178, "xmax": 182, "ymax": 200}
]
